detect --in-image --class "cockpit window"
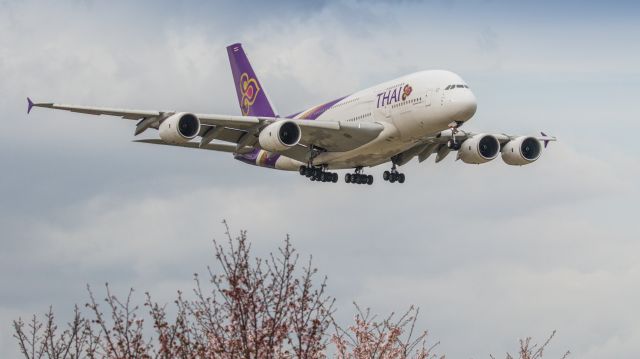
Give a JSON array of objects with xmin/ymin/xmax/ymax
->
[{"xmin": 456, "ymin": 85, "xmax": 464, "ymax": 88}]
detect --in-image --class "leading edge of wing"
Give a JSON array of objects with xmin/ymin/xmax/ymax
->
[{"xmin": 28, "ymin": 98, "xmax": 161, "ymax": 119}]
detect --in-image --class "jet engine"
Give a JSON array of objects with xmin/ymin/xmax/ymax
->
[
  {"xmin": 159, "ymin": 113, "xmax": 201, "ymax": 143},
  {"xmin": 501, "ymin": 136, "xmax": 542, "ymax": 165},
  {"xmin": 458, "ymin": 134, "xmax": 500, "ymax": 164},
  {"xmin": 258, "ymin": 120, "xmax": 301, "ymax": 152}
]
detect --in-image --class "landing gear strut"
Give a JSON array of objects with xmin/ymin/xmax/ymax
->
[
  {"xmin": 345, "ymin": 167, "xmax": 373, "ymax": 185},
  {"xmin": 383, "ymin": 162, "xmax": 405, "ymax": 184},
  {"xmin": 299, "ymin": 165, "xmax": 338, "ymax": 183},
  {"xmin": 446, "ymin": 121, "xmax": 462, "ymax": 150}
]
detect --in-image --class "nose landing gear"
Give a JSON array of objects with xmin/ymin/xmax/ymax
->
[{"xmin": 446, "ymin": 121, "xmax": 463, "ymax": 150}]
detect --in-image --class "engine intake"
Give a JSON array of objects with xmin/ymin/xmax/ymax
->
[
  {"xmin": 259, "ymin": 121, "xmax": 301, "ymax": 152},
  {"xmin": 159, "ymin": 113, "xmax": 201, "ymax": 143},
  {"xmin": 501, "ymin": 136, "xmax": 542, "ymax": 165},
  {"xmin": 458, "ymin": 134, "xmax": 500, "ymax": 164}
]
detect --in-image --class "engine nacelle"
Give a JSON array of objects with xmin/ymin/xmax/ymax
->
[
  {"xmin": 159, "ymin": 113, "xmax": 200, "ymax": 143},
  {"xmin": 258, "ymin": 120, "xmax": 301, "ymax": 152},
  {"xmin": 501, "ymin": 136, "xmax": 542, "ymax": 165},
  {"xmin": 458, "ymin": 134, "xmax": 500, "ymax": 164}
]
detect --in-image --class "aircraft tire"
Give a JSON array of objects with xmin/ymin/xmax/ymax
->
[
  {"xmin": 367, "ymin": 175, "xmax": 374, "ymax": 185},
  {"xmin": 345, "ymin": 173, "xmax": 351, "ymax": 183},
  {"xmin": 383, "ymin": 171, "xmax": 390, "ymax": 181},
  {"xmin": 398, "ymin": 173, "xmax": 405, "ymax": 183}
]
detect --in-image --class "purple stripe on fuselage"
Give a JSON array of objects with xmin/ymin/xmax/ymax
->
[{"xmin": 286, "ymin": 95, "xmax": 348, "ymax": 120}]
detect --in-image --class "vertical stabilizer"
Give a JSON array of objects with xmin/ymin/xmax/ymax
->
[{"xmin": 227, "ymin": 43, "xmax": 276, "ymax": 117}]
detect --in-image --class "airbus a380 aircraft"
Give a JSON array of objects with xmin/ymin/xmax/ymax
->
[{"xmin": 28, "ymin": 43, "xmax": 555, "ymax": 185}]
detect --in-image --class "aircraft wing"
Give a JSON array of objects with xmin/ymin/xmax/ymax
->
[
  {"xmin": 133, "ymin": 139, "xmax": 241, "ymax": 153},
  {"xmin": 394, "ymin": 129, "xmax": 557, "ymax": 165},
  {"xmin": 28, "ymin": 99, "xmax": 384, "ymax": 154}
]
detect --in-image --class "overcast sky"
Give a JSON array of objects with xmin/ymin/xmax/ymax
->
[{"xmin": 1, "ymin": 0, "xmax": 640, "ymax": 358}]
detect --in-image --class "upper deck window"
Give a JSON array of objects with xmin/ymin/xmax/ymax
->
[{"xmin": 446, "ymin": 84, "xmax": 470, "ymax": 90}]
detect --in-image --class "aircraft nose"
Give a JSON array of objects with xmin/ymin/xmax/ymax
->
[{"xmin": 452, "ymin": 90, "xmax": 477, "ymax": 121}]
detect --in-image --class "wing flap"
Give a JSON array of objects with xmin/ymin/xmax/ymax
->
[{"xmin": 133, "ymin": 139, "xmax": 242, "ymax": 153}]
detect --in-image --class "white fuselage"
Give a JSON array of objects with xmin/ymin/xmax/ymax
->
[{"xmin": 274, "ymin": 70, "xmax": 478, "ymax": 170}]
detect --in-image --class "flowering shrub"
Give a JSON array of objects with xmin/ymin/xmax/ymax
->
[{"xmin": 13, "ymin": 223, "xmax": 566, "ymax": 359}]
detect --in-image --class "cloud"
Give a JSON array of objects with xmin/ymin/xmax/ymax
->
[{"xmin": 2, "ymin": 0, "xmax": 640, "ymax": 358}]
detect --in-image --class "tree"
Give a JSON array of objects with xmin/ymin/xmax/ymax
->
[
  {"xmin": 331, "ymin": 305, "xmax": 441, "ymax": 359},
  {"xmin": 490, "ymin": 331, "xmax": 570, "ymax": 359},
  {"xmin": 13, "ymin": 223, "xmax": 566, "ymax": 358}
]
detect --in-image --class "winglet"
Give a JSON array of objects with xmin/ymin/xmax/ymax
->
[
  {"xmin": 27, "ymin": 97, "xmax": 35, "ymax": 114},
  {"xmin": 541, "ymin": 131, "xmax": 550, "ymax": 148}
]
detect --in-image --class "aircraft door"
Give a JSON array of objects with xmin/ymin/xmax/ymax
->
[{"xmin": 425, "ymin": 89, "xmax": 433, "ymax": 107}]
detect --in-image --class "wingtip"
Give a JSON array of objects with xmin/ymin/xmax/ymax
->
[
  {"xmin": 27, "ymin": 97, "xmax": 34, "ymax": 114},
  {"xmin": 541, "ymin": 131, "xmax": 550, "ymax": 148}
]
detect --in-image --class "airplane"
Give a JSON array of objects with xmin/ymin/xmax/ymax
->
[{"xmin": 27, "ymin": 43, "xmax": 556, "ymax": 185}]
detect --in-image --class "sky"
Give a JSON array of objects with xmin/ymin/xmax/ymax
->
[{"xmin": 1, "ymin": 0, "xmax": 640, "ymax": 358}]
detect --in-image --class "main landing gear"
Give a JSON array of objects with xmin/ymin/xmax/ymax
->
[
  {"xmin": 345, "ymin": 167, "xmax": 373, "ymax": 185},
  {"xmin": 383, "ymin": 164, "xmax": 405, "ymax": 184},
  {"xmin": 299, "ymin": 165, "xmax": 338, "ymax": 183}
]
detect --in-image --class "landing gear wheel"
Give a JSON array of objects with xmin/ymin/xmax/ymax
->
[
  {"xmin": 299, "ymin": 166, "xmax": 306, "ymax": 175},
  {"xmin": 305, "ymin": 167, "xmax": 314, "ymax": 177},
  {"xmin": 345, "ymin": 167, "xmax": 372, "ymax": 186},
  {"xmin": 332, "ymin": 173, "xmax": 339, "ymax": 183},
  {"xmin": 384, "ymin": 161, "xmax": 405, "ymax": 184}
]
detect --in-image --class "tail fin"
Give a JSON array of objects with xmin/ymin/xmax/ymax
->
[{"xmin": 227, "ymin": 43, "xmax": 277, "ymax": 117}]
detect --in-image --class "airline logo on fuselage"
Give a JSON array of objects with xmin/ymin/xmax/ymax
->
[
  {"xmin": 376, "ymin": 84, "xmax": 412, "ymax": 108},
  {"xmin": 240, "ymin": 72, "xmax": 260, "ymax": 115}
]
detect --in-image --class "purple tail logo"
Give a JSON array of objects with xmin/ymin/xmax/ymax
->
[
  {"xmin": 226, "ymin": 43, "xmax": 276, "ymax": 117},
  {"xmin": 240, "ymin": 73, "xmax": 261, "ymax": 115}
]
